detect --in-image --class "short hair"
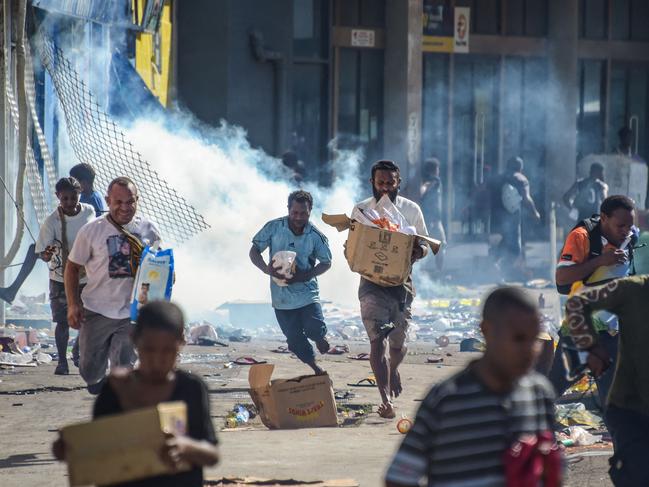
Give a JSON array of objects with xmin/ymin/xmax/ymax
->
[
  {"xmin": 288, "ymin": 190, "xmax": 313, "ymax": 210},
  {"xmin": 69, "ymin": 163, "xmax": 96, "ymax": 184},
  {"xmin": 107, "ymin": 176, "xmax": 138, "ymax": 196},
  {"xmin": 133, "ymin": 301, "xmax": 185, "ymax": 341},
  {"xmin": 425, "ymin": 158, "xmax": 440, "ymax": 171},
  {"xmin": 282, "ymin": 151, "xmax": 298, "ymax": 169},
  {"xmin": 506, "ymin": 156, "xmax": 524, "ymax": 173},
  {"xmin": 600, "ymin": 195, "xmax": 635, "ymax": 216},
  {"xmin": 482, "ymin": 286, "xmax": 538, "ymax": 323},
  {"xmin": 618, "ymin": 126, "xmax": 633, "ymax": 138},
  {"xmin": 55, "ymin": 177, "xmax": 81, "ymax": 194},
  {"xmin": 590, "ymin": 162, "xmax": 604, "ymax": 176},
  {"xmin": 371, "ymin": 160, "xmax": 400, "ymax": 180},
  {"xmin": 423, "ymin": 158, "xmax": 440, "ymax": 179}
]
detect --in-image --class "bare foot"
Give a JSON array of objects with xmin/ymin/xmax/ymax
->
[
  {"xmin": 316, "ymin": 337, "xmax": 330, "ymax": 355},
  {"xmin": 377, "ymin": 402, "xmax": 396, "ymax": 419},
  {"xmin": 390, "ymin": 368, "xmax": 402, "ymax": 398}
]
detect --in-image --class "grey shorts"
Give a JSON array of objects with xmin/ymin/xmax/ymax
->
[
  {"xmin": 78, "ymin": 309, "xmax": 136, "ymax": 387},
  {"xmin": 359, "ymin": 291, "xmax": 411, "ymax": 349}
]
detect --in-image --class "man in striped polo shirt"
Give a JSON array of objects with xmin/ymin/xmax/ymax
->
[{"xmin": 386, "ymin": 287, "xmax": 560, "ymax": 487}]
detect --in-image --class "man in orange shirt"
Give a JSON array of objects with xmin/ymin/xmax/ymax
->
[{"xmin": 550, "ymin": 195, "xmax": 636, "ymax": 407}]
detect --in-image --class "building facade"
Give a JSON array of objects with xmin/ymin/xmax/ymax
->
[{"xmin": 27, "ymin": 0, "xmax": 649, "ymax": 243}]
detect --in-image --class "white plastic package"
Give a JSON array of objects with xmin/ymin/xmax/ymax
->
[
  {"xmin": 130, "ymin": 246, "xmax": 174, "ymax": 321},
  {"xmin": 271, "ymin": 250, "xmax": 297, "ymax": 287},
  {"xmin": 350, "ymin": 194, "xmax": 416, "ymax": 234}
]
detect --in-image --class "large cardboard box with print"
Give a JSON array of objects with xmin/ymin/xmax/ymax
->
[
  {"xmin": 322, "ymin": 214, "xmax": 441, "ymax": 287},
  {"xmin": 248, "ymin": 364, "xmax": 338, "ymax": 429},
  {"xmin": 61, "ymin": 401, "xmax": 188, "ymax": 486}
]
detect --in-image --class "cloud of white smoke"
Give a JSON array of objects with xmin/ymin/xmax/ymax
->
[{"xmin": 123, "ymin": 119, "xmax": 364, "ymax": 320}]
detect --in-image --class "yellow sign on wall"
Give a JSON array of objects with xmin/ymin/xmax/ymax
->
[
  {"xmin": 134, "ymin": 0, "xmax": 172, "ymax": 107},
  {"xmin": 422, "ymin": 35, "xmax": 454, "ymax": 53}
]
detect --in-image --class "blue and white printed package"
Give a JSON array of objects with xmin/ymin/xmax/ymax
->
[{"xmin": 130, "ymin": 246, "xmax": 174, "ymax": 321}]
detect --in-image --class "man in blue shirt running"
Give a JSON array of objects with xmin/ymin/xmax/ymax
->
[
  {"xmin": 249, "ymin": 190, "xmax": 332, "ymax": 375},
  {"xmin": 70, "ymin": 163, "xmax": 107, "ymax": 217}
]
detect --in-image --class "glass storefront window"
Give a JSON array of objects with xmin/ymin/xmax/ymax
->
[
  {"xmin": 335, "ymin": 0, "xmax": 385, "ymax": 27},
  {"xmin": 579, "ymin": 0, "xmax": 607, "ymax": 39},
  {"xmin": 293, "ymin": 0, "xmax": 329, "ymax": 59},
  {"xmin": 630, "ymin": 0, "xmax": 649, "ymax": 41},
  {"xmin": 577, "ymin": 60, "xmax": 605, "ymax": 158}
]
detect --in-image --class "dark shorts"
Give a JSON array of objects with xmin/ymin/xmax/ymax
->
[
  {"xmin": 49, "ymin": 280, "xmax": 68, "ymax": 323},
  {"xmin": 49, "ymin": 280, "xmax": 85, "ymax": 324}
]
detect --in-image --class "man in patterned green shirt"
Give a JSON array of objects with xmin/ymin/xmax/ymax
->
[{"xmin": 566, "ymin": 275, "xmax": 649, "ymax": 486}]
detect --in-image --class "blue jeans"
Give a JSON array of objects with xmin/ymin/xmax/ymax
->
[
  {"xmin": 549, "ymin": 332, "xmax": 618, "ymax": 410},
  {"xmin": 606, "ymin": 405, "xmax": 649, "ymax": 486},
  {"xmin": 274, "ymin": 303, "xmax": 327, "ymax": 364}
]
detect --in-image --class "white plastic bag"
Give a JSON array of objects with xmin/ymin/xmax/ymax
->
[
  {"xmin": 351, "ymin": 195, "xmax": 417, "ymax": 235},
  {"xmin": 271, "ymin": 251, "xmax": 297, "ymax": 287}
]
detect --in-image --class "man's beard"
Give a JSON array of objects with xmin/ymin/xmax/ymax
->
[{"xmin": 373, "ymin": 187, "xmax": 399, "ymax": 202}]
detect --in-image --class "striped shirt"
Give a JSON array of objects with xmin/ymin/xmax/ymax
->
[{"xmin": 385, "ymin": 365, "xmax": 556, "ymax": 487}]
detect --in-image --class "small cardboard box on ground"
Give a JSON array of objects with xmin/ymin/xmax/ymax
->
[
  {"xmin": 322, "ymin": 214, "xmax": 441, "ymax": 287},
  {"xmin": 248, "ymin": 364, "xmax": 338, "ymax": 429},
  {"xmin": 61, "ymin": 401, "xmax": 188, "ymax": 486}
]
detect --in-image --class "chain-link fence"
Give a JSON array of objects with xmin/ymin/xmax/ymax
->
[{"xmin": 34, "ymin": 33, "xmax": 210, "ymax": 244}]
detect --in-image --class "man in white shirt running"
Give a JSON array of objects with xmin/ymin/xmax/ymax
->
[
  {"xmin": 353, "ymin": 160, "xmax": 429, "ymax": 418},
  {"xmin": 64, "ymin": 177, "xmax": 161, "ymax": 394}
]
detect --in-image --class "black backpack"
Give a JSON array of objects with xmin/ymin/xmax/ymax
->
[{"xmin": 556, "ymin": 216, "xmax": 635, "ymax": 295}]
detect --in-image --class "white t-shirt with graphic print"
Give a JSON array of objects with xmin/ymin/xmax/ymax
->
[
  {"xmin": 35, "ymin": 203, "xmax": 96, "ymax": 283},
  {"xmin": 68, "ymin": 214, "xmax": 161, "ymax": 319}
]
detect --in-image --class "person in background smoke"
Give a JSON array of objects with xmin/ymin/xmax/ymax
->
[
  {"xmin": 70, "ymin": 163, "xmax": 107, "ymax": 217},
  {"xmin": 615, "ymin": 126, "xmax": 646, "ymax": 163},
  {"xmin": 64, "ymin": 177, "xmax": 161, "ymax": 394},
  {"xmin": 353, "ymin": 160, "xmax": 429, "ymax": 419},
  {"xmin": 281, "ymin": 150, "xmax": 305, "ymax": 186},
  {"xmin": 35, "ymin": 177, "xmax": 95, "ymax": 375},
  {"xmin": 420, "ymin": 158, "xmax": 446, "ymax": 273},
  {"xmin": 249, "ymin": 190, "xmax": 332, "ymax": 375},
  {"xmin": 494, "ymin": 156, "xmax": 541, "ymax": 280},
  {"xmin": 563, "ymin": 162, "xmax": 608, "ymax": 222}
]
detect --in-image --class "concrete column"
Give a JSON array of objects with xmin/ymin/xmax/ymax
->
[
  {"xmin": 546, "ymin": 0, "xmax": 579, "ymax": 208},
  {"xmin": 383, "ymin": 0, "xmax": 423, "ymax": 195}
]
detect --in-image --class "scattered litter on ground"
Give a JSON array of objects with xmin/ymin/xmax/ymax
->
[
  {"xmin": 558, "ymin": 426, "xmax": 602, "ymax": 447},
  {"xmin": 459, "ymin": 338, "xmax": 484, "ymax": 352},
  {"xmin": 347, "ymin": 353, "xmax": 370, "ymax": 361},
  {"xmin": 556, "ymin": 402, "xmax": 604, "ymax": 429},
  {"xmin": 338, "ymin": 403, "xmax": 372, "ymax": 427},
  {"xmin": 225, "ymin": 404, "xmax": 257, "ymax": 428},
  {"xmin": 205, "ymin": 478, "xmax": 359, "ymax": 486},
  {"xmin": 397, "ymin": 417, "xmax": 412, "ymax": 434}
]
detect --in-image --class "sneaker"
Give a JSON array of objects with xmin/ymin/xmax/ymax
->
[
  {"xmin": 54, "ymin": 363, "xmax": 69, "ymax": 375},
  {"xmin": 87, "ymin": 379, "xmax": 105, "ymax": 395}
]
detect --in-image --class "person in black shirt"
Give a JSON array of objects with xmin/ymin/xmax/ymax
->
[{"xmin": 53, "ymin": 301, "xmax": 219, "ymax": 486}]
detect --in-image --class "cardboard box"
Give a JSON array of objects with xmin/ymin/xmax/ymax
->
[
  {"xmin": 322, "ymin": 214, "xmax": 441, "ymax": 287},
  {"xmin": 61, "ymin": 401, "xmax": 189, "ymax": 486},
  {"xmin": 248, "ymin": 364, "xmax": 338, "ymax": 429}
]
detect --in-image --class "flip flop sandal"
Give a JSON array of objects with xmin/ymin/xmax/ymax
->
[
  {"xmin": 427, "ymin": 357, "xmax": 444, "ymax": 364},
  {"xmin": 334, "ymin": 390, "xmax": 356, "ymax": 400},
  {"xmin": 347, "ymin": 377, "xmax": 377, "ymax": 387},
  {"xmin": 271, "ymin": 346, "xmax": 291, "ymax": 354},
  {"xmin": 233, "ymin": 357, "xmax": 268, "ymax": 365},
  {"xmin": 326, "ymin": 345, "xmax": 349, "ymax": 355},
  {"xmin": 347, "ymin": 352, "xmax": 370, "ymax": 361}
]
